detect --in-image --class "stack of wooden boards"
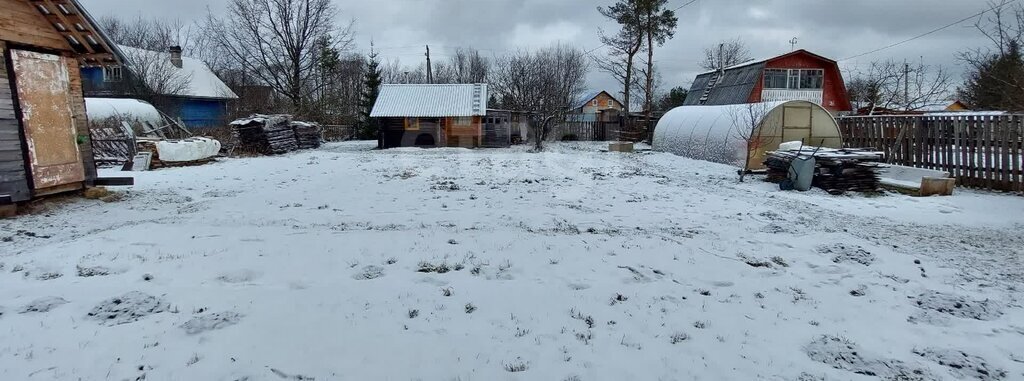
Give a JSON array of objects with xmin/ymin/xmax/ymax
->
[
  {"xmin": 292, "ymin": 121, "xmax": 323, "ymax": 150},
  {"xmin": 229, "ymin": 115, "xmax": 322, "ymax": 155},
  {"xmin": 765, "ymin": 148, "xmax": 885, "ymax": 194}
]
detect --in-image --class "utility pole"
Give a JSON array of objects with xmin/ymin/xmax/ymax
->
[
  {"xmin": 904, "ymin": 60, "xmax": 910, "ymax": 110},
  {"xmin": 425, "ymin": 45, "xmax": 433, "ymax": 83},
  {"xmin": 789, "ymin": 37, "xmax": 798, "ymax": 51}
]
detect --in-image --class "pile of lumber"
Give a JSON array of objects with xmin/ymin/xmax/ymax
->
[
  {"xmin": 292, "ymin": 121, "xmax": 323, "ymax": 149},
  {"xmin": 229, "ymin": 115, "xmax": 324, "ymax": 155},
  {"xmin": 230, "ymin": 117, "xmax": 271, "ymax": 154},
  {"xmin": 765, "ymin": 148, "xmax": 884, "ymax": 194}
]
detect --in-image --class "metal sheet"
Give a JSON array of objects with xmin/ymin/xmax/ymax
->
[{"xmin": 10, "ymin": 49, "xmax": 85, "ymax": 190}]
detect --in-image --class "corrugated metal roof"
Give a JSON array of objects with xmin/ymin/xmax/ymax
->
[
  {"xmin": 683, "ymin": 63, "xmax": 765, "ymax": 106},
  {"xmin": 371, "ymin": 84, "xmax": 488, "ymax": 117}
]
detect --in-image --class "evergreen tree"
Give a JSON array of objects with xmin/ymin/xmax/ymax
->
[
  {"xmin": 656, "ymin": 86, "xmax": 688, "ymax": 111},
  {"xmin": 358, "ymin": 44, "xmax": 383, "ymax": 140},
  {"xmin": 961, "ymin": 40, "xmax": 1024, "ymax": 111}
]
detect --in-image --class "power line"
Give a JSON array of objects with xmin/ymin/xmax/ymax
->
[{"xmin": 839, "ymin": 0, "xmax": 1018, "ymax": 62}]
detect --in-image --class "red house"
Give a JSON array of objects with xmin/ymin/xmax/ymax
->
[{"xmin": 682, "ymin": 49, "xmax": 853, "ymax": 113}]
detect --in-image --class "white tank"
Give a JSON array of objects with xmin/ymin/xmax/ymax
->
[{"xmin": 653, "ymin": 100, "xmax": 842, "ymax": 170}]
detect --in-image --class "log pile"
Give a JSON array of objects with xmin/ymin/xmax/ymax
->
[
  {"xmin": 765, "ymin": 148, "xmax": 884, "ymax": 194},
  {"xmin": 292, "ymin": 121, "xmax": 322, "ymax": 149}
]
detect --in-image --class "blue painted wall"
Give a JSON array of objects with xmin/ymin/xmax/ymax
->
[
  {"xmin": 179, "ymin": 99, "xmax": 228, "ymax": 129},
  {"xmin": 81, "ymin": 67, "xmax": 104, "ymax": 88}
]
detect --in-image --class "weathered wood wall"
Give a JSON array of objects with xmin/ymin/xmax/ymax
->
[
  {"xmin": 0, "ymin": 0, "xmax": 72, "ymax": 51},
  {"xmin": 0, "ymin": 42, "xmax": 31, "ymax": 202},
  {"xmin": 67, "ymin": 56, "xmax": 95, "ymax": 185},
  {"xmin": 838, "ymin": 115, "xmax": 1024, "ymax": 192}
]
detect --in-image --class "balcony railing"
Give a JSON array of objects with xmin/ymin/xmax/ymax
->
[{"xmin": 761, "ymin": 89, "xmax": 823, "ymax": 105}]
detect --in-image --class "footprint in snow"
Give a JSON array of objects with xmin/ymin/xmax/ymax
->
[
  {"xmin": 20, "ymin": 296, "xmax": 69, "ymax": 313},
  {"xmin": 216, "ymin": 269, "xmax": 262, "ymax": 284},
  {"xmin": 181, "ymin": 312, "xmax": 243, "ymax": 335}
]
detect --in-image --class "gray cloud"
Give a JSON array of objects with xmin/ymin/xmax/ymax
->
[{"xmin": 81, "ymin": 0, "xmax": 992, "ymax": 95}]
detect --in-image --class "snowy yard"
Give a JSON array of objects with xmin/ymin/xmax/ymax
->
[{"xmin": 3, "ymin": 141, "xmax": 1024, "ymax": 380}]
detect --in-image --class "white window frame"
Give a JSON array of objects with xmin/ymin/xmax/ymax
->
[
  {"xmin": 103, "ymin": 65, "xmax": 122, "ymax": 82},
  {"xmin": 764, "ymin": 68, "xmax": 824, "ymax": 90}
]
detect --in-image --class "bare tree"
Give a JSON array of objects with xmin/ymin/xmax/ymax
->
[
  {"xmin": 206, "ymin": 0, "xmax": 353, "ymax": 116},
  {"xmin": 729, "ymin": 102, "xmax": 772, "ymax": 182},
  {"xmin": 596, "ymin": 1, "xmax": 644, "ymax": 113},
  {"xmin": 700, "ymin": 38, "xmax": 753, "ymax": 72},
  {"xmin": 639, "ymin": 0, "xmax": 678, "ymax": 125},
  {"xmin": 490, "ymin": 45, "xmax": 589, "ymax": 150},
  {"xmin": 847, "ymin": 59, "xmax": 952, "ymax": 113},
  {"xmin": 433, "ymin": 48, "xmax": 489, "ymax": 84}
]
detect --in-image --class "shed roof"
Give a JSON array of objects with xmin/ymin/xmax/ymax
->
[
  {"xmin": 371, "ymin": 84, "xmax": 488, "ymax": 117},
  {"xmin": 118, "ymin": 45, "xmax": 238, "ymax": 100}
]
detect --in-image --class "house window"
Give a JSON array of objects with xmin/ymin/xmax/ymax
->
[
  {"xmin": 799, "ymin": 69, "xmax": 824, "ymax": 89},
  {"xmin": 453, "ymin": 117, "xmax": 473, "ymax": 126},
  {"xmin": 404, "ymin": 117, "xmax": 419, "ymax": 131},
  {"xmin": 103, "ymin": 65, "xmax": 122, "ymax": 82},
  {"xmin": 764, "ymin": 69, "xmax": 824, "ymax": 90},
  {"xmin": 764, "ymin": 69, "xmax": 788, "ymax": 89},
  {"xmin": 591, "ymin": 100, "xmax": 598, "ymax": 107},
  {"xmin": 606, "ymin": 99, "xmax": 613, "ymax": 108}
]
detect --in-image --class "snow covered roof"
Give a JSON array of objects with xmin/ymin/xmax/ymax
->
[
  {"xmin": 371, "ymin": 84, "xmax": 487, "ymax": 117},
  {"xmin": 118, "ymin": 45, "xmax": 238, "ymax": 100},
  {"xmin": 85, "ymin": 97, "xmax": 164, "ymax": 126}
]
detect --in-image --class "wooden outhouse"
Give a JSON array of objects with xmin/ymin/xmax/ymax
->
[{"xmin": 1, "ymin": 0, "xmax": 122, "ymax": 206}]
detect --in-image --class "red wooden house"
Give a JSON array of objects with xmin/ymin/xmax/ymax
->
[{"xmin": 683, "ymin": 49, "xmax": 853, "ymax": 114}]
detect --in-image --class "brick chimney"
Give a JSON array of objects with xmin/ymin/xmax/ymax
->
[{"xmin": 169, "ymin": 46, "xmax": 183, "ymax": 68}]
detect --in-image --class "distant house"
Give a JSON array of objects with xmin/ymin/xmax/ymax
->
[
  {"xmin": 371, "ymin": 84, "xmax": 493, "ymax": 149},
  {"xmin": 856, "ymin": 100, "xmax": 972, "ymax": 116},
  {"xmin": 683, "ymin": 49, "xmax": 853, "ymax": 114},
  {"xmin": 2, "ymin": 0, "xmax": 122, "ymax": 204},
  {"xmin": 82, "ymin": 45, "xmax": 238, "ymax": 129},
  {"xmin": 914, "ymin": 100, "xmax": 970, "ymax": 113},
  {"xmin": 572, "ymin": 90, "xmax": 625, "ymax": 115}
]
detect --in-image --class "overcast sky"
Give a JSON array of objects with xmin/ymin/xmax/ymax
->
[{"xmin": 80, "ymin": 0, "xmax": 995, "ymax": 95}]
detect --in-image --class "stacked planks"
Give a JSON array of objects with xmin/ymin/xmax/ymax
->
[
  {"xmin": 230, "ymin": 115, "xmax": 296, "ymax": 155},
  {"xmin": 765, "ymin": 148, "xmax": 885, "ymax": 194},
  {"xmin": 292, "ymin": 121, "xmax": 322, "ymax": 149},
  {"xmin": 262, "ymin": 115, "xmax": 297, "ymax": 154}
]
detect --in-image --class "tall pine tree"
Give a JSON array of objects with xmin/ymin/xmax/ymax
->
[{"xmin": 359, "ymin": 44, "xmax": 383, "ymax": 140}]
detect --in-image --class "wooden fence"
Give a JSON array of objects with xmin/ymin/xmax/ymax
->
[
  {"xmin": 322, "ymin": 125, "xmax": 354, "ymax": 142},
  {"xmin": 837, "ymin": 114, "xmax": 1024, "ymax": 191},
  {"xmin": 549, "ymin": 116, "xmax": 655, "ymax": 142}
]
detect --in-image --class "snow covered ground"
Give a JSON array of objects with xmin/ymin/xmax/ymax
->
[{"xmin": 2, "ymin": 141, "xmax": 1023, "ymax": 380}]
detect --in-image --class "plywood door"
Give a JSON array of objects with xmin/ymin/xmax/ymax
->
[
  {"xmin": 10, "ymin": 49, "xmax": 85, "ymax": 190},
  {"xmin": 781, "ymin": 106, "xmax": 813, "ymax": 144}
]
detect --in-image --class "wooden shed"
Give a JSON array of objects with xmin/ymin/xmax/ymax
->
[
  {"xmin": 370, "ymin": 84, "xmax": 489, "ymax": 149},
  {"xmin": 1, "ymin": 0, "xmax": 121, "ymax": 206}
]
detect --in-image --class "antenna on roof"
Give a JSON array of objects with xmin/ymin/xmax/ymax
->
[{"xmin": 789, "ymin": 37, "xmax": 799, "ymax": 51}]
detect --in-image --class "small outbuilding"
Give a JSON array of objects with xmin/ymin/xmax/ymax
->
[
  {"xmin": 371, "ymin": 84, "xmax": 489, "ymax": 149},
  {"xmin": 652, "ymin": 100, "xmax": 843, "ymax": 170},
  {"xmin": 2, "ymin": 0, "xmax": 123, "ymax": 205}
]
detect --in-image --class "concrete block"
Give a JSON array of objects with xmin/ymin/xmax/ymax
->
[
  {"xmin": 609, "ymin": 142, "xmax": 634, "ymax": 153},
  {"xmin": 920, "ymin": 177, "xmax": 956, "ymax": 196}
]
